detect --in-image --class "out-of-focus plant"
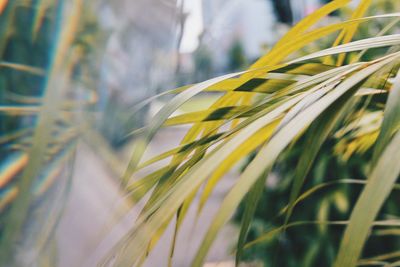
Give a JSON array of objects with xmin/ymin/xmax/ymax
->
[
  {"xmin": 193, "ymin": 44, "xmax": 214, "ymax": 83},
  {"xmin": 0, "ymin": 1, "xmax": 100, "ymax": 265},
  {"xmin": 100, "ymin": 1, "xmax": 400, "ymax": 267},
  {"xmin": 227, "ymin": 39, "xmax": 248, "ymax": 72},
  {"xmin": 271, "ymin": 0, "xmax": 293, "ymax": 24}
]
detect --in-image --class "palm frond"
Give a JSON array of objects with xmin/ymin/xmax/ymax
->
[{"xmin": 102, "ymin": 2, "xmax": 400, "ymax": 267}]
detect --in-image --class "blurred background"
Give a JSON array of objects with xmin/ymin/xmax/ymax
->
[{"xmin": 3, "ymin": 0, "xmax": 396, "ymax": 266}]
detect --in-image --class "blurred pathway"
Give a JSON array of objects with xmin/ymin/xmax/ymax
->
[{"xmin": 56, "ymin": 127, "xmax": 239, "ymax": 267}]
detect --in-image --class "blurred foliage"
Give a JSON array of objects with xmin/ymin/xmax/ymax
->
[
  {"xmin": 99, "ymin": 90, "xmax": 149, "ymax": 148},
  {"xmin": 193, "ymin": 44, "xmax": 214, "ymax": 83},
  {"xmin": 227, "ymin": 39, "xmax": 248, "ymax": 72},
  {"xmin": 271, "ymin": 0, "xmax": 293, "ymax": 24},
  {"xmin": 0, "ymin": 1, "xmax": 102, "ymax": 265}
]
